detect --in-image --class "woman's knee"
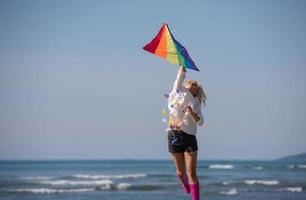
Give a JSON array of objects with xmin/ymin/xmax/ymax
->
[
  {"xmin": 187, "ymin": 169, "xmax": 197, "ymax": 178},
  {"xmin": 176, "ymin": 170, "xmax": 186, "ymax": 177}
]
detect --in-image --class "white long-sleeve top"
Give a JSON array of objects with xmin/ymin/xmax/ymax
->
[{"xmin": 167, "ymin": 70, "xmax": 204, "ymax": 135}]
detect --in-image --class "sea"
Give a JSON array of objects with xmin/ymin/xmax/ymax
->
[{"xmin": 0, "ymin": 160, "xmax": 305, "ymax": 200}]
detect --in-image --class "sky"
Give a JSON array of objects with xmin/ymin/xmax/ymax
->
[{"xmin": 0, "ymin": 0, "xmax": 306, "ymax": 160}]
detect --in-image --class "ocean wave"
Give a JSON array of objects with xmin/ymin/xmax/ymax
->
[
  {"xmin": 222, "ymin": 181, "xmax": 231, "ymax": 185},
  {"xmin": 237, "ymin": 187, "xmax": 303, "ymax": 193},
  {"xmin": 288, "ymin": 164, "xmax": 306, "ymax": 169},
  {"xmin": 39, "ymin": 179, "xmax": 113, "ymax": 186},
  {"xmin": 297, "ymin": 164, "xmax": 306, "ymax": 169},
  {"xmin": 288, "ymin": 165, "xmax": 295, "ymax": 169},
  {"xmin": 209, "ymin": 164, "xmax": 234, "ymax": 169},
  {"xmin": 130, "ymin": 184, "xmax": 162, "ymax": 191},
  {"xmin": 8, "ymin": 182, "xmax": 162, "ymax": 194},
  {"xmin": 95, "ymin": 183, "xmax": 162, "ymax": 191},
  {"xmin": 253, "ymin": 166, "xmax": 263, "ymax": 170},
  {"xmin": 281, "ymin": 187, "xmax": 303, "ymax": 193},
  {"xmin": 72, "ymin": 173, "xmax": 146, "ymax": 179},
  {"xmin": 244, "ymin": 180, "xmax": 279, "ymax": 185},
  {"xmin": 10, "ymin": 188, "xmax": 95, "ymax": 194},
  {"xmin": 15, "ymin": 176, "xmax": 54, "ymax": 180},
  {"xmin": 220, "ymin": 188, "xmax": 238, "ymax": 195},
  {"xmin": 116, "ymin": 183, "xmax": 132, "ymax": 190},
  {"xmin": 148, "ymin": 174, "xmax": 174, "ymax": 178},
  {"xmin": 148, "ymin": 173, "xmax": 208, "ymax": 179}
]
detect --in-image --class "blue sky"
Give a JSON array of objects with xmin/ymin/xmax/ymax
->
[{"xmin": 0, "ymin": 0, "xmax": 306, "ymax": 160}]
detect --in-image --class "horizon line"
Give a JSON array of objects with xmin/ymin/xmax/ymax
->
[{"xmin": 0, "ymin": 158, "xmax": 279, "ymax": 162}]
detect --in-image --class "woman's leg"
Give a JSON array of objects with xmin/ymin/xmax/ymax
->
[
  {"xmin": 185, "ymin": 151, "xmax": 199, "ymax": 200},
  {"xmin": 184, "ymin": 151, "xmax": 198, "ymax": 184},
  {"xmin": 171, "ymin": 153, "xmax": 190, "ymax": 193}
]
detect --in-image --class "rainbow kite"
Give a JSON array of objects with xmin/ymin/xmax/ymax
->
[{"xmin": 143, "ymin": 23, "xmax": 199, "ymax": 71}]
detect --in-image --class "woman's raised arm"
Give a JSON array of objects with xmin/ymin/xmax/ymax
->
[{"xmin": 172, "ymin": 66, "xmax": 186, "ymax": 92}]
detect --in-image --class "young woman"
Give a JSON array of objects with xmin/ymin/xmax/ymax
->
[{"xmin": 167, "ymin": 66, "xmax": 206, "ymax": 200}]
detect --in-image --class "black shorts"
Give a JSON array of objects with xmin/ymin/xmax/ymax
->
[{"xmin": 168, "ymin": 130, "xmax": 198, "ymax": 153}]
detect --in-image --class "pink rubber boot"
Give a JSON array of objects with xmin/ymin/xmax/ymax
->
[
  {"xmin": 177, "ymin": 174, "xmax": 190, "ymax": 193},
  {"xmin": 190, "ymin": 183, "xmax": 200, "ymax": 200}
]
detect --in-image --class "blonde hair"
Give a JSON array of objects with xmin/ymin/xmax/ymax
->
[{"xmin": 185, "ymin": 80, "xmax": 207, "ymax": 106}]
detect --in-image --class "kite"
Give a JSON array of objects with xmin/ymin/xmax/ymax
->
[{"xmin": 143, "ymin": 23, "xmax": 199, "ymax": 71}]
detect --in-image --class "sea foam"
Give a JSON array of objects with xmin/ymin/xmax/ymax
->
[
  {"xmin": 288, "ymin": 165, "xmax": 295, "ymax": 169},
  {"xmin": 221, "ymin": 188, "xmax": 238, "ymax": 195},
  {"xmin": 253, "ymin": 166, "xmax": 263, "ymax": 170},
  {"xmin": 209, "ymin": 164, "xmax": 234, "ymax": 169},
  {"xmin": 287, "ymin": 164, "xmax": 306, "ymax": 169},
  {"xmin": 282, "ymin": 187, "xmax": 303, "ymax": 193},
  {"xmin": 116, "ymin": 183, "xmax": 132, "ymax": 190},
  {"xmin": 16, "ymin": 176, "xmax": 54, "ymax": 180},
  {"xmin": 95, "ymin": 183, "xmax": 160, "ymax": 191},
  {"xmin": 222, "ymin": 181, "xmax": 231, "ymax": 185},
  {"xmin": 297, "ymin": 164, "xmax": 306, "ymax": 169},
  {"xmin": 11, "ymin": 188, "xmax": 94, "ymax": 194},
  {"xmin": 72, "ymin": 173, "xmax": 147, "ymax": 179},
  {"xmin": 39, "ymin": 179, "xmax": 113, "ymax": 186},
  {"xmin": 244, "ymin": 180, "xmax": 279, "ymax": 185}
]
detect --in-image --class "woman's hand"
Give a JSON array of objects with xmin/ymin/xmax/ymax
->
[
  {"xmin": 183, "ymin": 105, "xmax": 201, "ymax": 123},
  {"xmin": 183, "ymin": 105, "xmax": 193, "ymax": 114},
  {"xmin": 179, "ymin": 66, "xmax": 186, "ymax": 73}
]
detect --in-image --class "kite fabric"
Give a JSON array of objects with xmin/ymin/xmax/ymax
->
[{"xmin": 143, "ymin": 23, "xmax": 199, "ymax": 71}]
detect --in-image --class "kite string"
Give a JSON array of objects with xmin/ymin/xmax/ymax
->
[{"xmin": 162, "ymin": 93, "xmax": 169, "ymax": 123}]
